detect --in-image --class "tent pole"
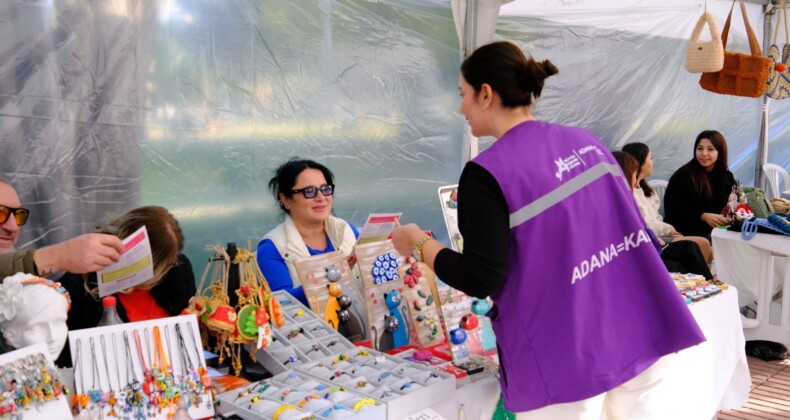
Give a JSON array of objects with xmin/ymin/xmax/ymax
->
[{"xmin": 756, "ymin": 3, "xmax": 774, "ymax": 188}]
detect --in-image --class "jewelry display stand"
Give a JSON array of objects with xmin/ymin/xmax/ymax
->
[
  {"xmin": 354, "ymin": 241, "xmax": 412, "ymax": 352},
  {"xmin": 245, "ymin": 290, "xmax": 455, "ymax": 420},
  {"xmin": 67, "ymin": 315, "xmax": 215, "ymax": 420},
  {"xmin": 0, "ymin": 342, "xmax": 71, "ymax": 419},
  {"xmin": 436, "ymin": 185, "xmax": 498, "ymax": 362},
  {"xmin": 397, "ymin": 258, "xmax": 445, "ymax": 348},
  {"xmin": 294, "ymin": 250, "xmax": 368, "ymax": 342}
]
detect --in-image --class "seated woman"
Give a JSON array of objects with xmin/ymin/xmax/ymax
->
[
  {"xmin": 258, "ymin": 158, "xmax": 359, "ymax": 306},
  {"xmin": 622, "ymin": 142, "xmax": 713, "ymax": 263},
  {"xmin": 613, "ymin": 152, "xmax": 713, "ymax": 279},
  {"xmin": 664, "ymin": 130, "xmax": 736, "ymax": 240},
  {"xmin": 56, "ymin": 206, "xmax": 195, "ymax": 366}
]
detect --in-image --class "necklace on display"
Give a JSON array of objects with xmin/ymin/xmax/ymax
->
[
  {"xmin": 99, "ymin": 334, "xmax": 118, "ymax": 416},
  {"xmin": 123, "ymin": 330, "xmax": 147, "ymax": 418}
]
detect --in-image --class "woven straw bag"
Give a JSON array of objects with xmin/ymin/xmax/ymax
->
[
  {"xmin": 767, "ymin": 0, "xmax": 790, "ymax": 99},
  {"xmin": 700, "ymin": 0, "xmax": 773, "ymax": 98},
  {"xmin": 686, "ymin": 12, "xmax": 724, "ymax": 73}
]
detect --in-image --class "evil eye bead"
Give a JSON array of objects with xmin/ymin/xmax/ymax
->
[
  {"xmin": 382, "ymin": 261, "xmax": 390, "ymax": 270},
  {"xmin": 388, "ymin": 252, "xmax": 397, "ymax": 261},
  {"xmin": 373, "ymin": 267, "xmax": 380, "ymax": 276},
  {"xmin": 374, "ymin": 260, "xmax": 382, "ymax": 268}
]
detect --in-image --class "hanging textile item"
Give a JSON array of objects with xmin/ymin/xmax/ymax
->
[{"xmin": 767, "ymin": 0, "xmax": 790, "ymax": 99}]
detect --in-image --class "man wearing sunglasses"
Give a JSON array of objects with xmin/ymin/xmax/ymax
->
[
  {"xmin": 0, "ymin": 179, "xmax": 124, "ymax": 278},
  {"xmin": 0, "ymin": 181, "xmax": 26, "ymax": 253}
]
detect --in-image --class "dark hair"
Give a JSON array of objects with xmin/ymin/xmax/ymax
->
[
  {"xmin": 269, "ymin": 157, "xmax": 335, "ymax": 214},
  {"xmin": 612, "ymin": 151, "xmax": 639, "ymax": 191},
  {"xmin": 622, "ymin": 142, "xmax": 655, "ymax": 197},
  {"xmin": 675, "ymin": 130, "xmax": 730, "ymax": 199},
  {"xmin": 460, "ymin": 41, "xmax": 559, "ymax": 108}
]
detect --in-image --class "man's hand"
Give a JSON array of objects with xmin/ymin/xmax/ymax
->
[{"xmin": 34, "ymin": 233, "xmax": 124, "ymax": 275}]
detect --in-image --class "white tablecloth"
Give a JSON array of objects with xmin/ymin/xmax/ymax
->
[
  {"xmin": 426, "ymin": 287, "xmax": 750, "ymax": 420},
  {"xmin": 713, "ymin": 229, "xmax": 790, "ymax": 308},
  {"xmin": 713, "ymin": 229, "xmax": 790, "ymax": 345}
]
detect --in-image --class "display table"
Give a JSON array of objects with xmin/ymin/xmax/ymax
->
[
  {"xmin": 425, "ymin": 287, "xmax": 749, "ymax": 419},
  {"xmin": 712, "ymin": 229, "xmax": 790, "ymax": 345}
]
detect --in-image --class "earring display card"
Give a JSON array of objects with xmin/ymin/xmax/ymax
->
[
  {"xmin": 398, "ymin": 260, "xmax": 445, "ymax": 348},
  {"xmin": 294, "ymin": 250, "xmax": 368, "ymax": 342},
  {"xmin": 354, "ymin": 241, "xmax": 413, "ymax": 352},
  {"xmin": 436, "ymin": 184, "xmax": 498, "ymax": 362},
  {"xmin": 0, "ymin": 342, "xmax": 71, "ymax": 419},
  {"xmin": 67, "ymin": 314, "xmax": 215, "ymax": 420}
]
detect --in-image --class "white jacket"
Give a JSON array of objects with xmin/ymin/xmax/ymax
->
[
  {"xmin": 633, "ymin": 186, "xmax": 676, "ymax": 236},
  {"xmin": 262, "ymin": 214, "xmax": 356, "ymax": 288}
]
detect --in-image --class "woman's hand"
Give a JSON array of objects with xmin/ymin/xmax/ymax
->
[
  {"xmin": 668, "ymin": 230, "xmax": 681, "ymax": 236},
  {"xmin": 701, "ymin": 213, "xmax": 730, "ymax": 228},
  {"xmin": 391, "ymin": 224, "xmax": 426, "ymax": 257}
]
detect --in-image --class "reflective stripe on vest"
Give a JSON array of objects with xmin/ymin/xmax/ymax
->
[{"xmin": 509, "ymin": 162, "xmax": 626, "ymax": 229}]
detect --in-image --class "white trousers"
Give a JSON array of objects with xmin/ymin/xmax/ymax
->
[{"xmin": 515, "ymin": 353, "xmax": 683, "ymax": 420}]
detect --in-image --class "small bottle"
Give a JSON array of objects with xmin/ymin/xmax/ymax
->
[{"xmin": 97, "ymin": 296, "xmax": 124, "ymax": 326}]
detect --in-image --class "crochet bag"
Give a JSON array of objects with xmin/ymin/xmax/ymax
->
[
  {"xmin": 700, "ymin": 0, "xmax": 773, "ymax": 98},
  {"xmin": 686, "ymin": 12, "xmax": 724, "ymax": 73},
  {"xmin": 740, "ymin": 186, "xmax": 775, "ymax": 218},
  {"xmin": 767, "ymin": 0, "xmax": 790, "ymax": 99}
]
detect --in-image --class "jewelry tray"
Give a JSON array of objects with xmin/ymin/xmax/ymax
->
[{"xmin": 235, "ymin": 290, "xmax": 455, "ymax": 419}]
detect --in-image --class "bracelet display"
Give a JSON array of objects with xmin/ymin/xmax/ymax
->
[{"xmin": 272, "ymin": 405, "xmax": 296, "ymax": 420}]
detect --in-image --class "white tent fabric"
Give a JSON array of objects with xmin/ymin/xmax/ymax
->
[{"xmin": 454, "ymin": 0, "xmax": 790, "ymax": 189}]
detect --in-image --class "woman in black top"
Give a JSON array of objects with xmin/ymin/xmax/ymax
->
[{"xmin": 664, "ymin": 130, "xmax": 736, "ymax": 239}]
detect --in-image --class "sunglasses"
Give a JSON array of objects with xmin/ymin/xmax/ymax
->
[
  {"xmin": 291, "ymin": 184, "xmax": 334, "ymax": 199},
  {"xmin": 0, "ymin": 205, "xmax": 30, "ymax": 226}
]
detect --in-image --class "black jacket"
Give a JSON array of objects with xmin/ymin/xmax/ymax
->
[{"xmin": 55, "ymin": 253, "xmax": 196, "ymax": 367}]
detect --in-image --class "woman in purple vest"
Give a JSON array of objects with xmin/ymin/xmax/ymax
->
[{"xmin": 392, "ymin": 41, "xmax": 705, "ymax": 419}]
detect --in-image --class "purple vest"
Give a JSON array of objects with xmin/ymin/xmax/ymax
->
[{"xmin": 472, "ymin": 121, "xmax": 704, "ymax": 412}]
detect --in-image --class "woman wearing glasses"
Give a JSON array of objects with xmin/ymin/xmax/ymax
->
[{"xmin": 258, "ymin": 158, "xmax": 359, "ymax": 306}]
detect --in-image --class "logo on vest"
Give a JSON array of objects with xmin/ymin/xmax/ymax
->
[
  {"xmin": 571, "ymin": 229, "xmax": 650, "ymax": 284},
  {"xmin": 554, "ymin": 155, "xmax": 581, "ymax": 181},
  {"xmin": 554, "ymin": 145, "xmax": 602, "ymax": 181}
]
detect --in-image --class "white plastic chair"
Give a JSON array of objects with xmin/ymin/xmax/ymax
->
[
  {"xmin": 648, "ymin": 179, "xmax": 669, "ymax": 217},
  {"xmin": 762, "ymin": 163, "xmax": 790, "ymax": 199}
]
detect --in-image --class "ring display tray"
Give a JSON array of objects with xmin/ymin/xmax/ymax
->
[{"xmin": 247, "ymin": 291, "xmax": 455, "ymax": 419}]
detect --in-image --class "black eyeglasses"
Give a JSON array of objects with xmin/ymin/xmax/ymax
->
[
  {"xmin": 291, "ymin": 184, "xmax": 334, "ymax": 199},
  {"xmin": 0, "ymin": 205, "xmax": 30, "ymax": 226}
]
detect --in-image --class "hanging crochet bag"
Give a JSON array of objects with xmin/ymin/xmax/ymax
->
[
  {"xmin": 766, "ymin": 0, "xmax": 790, "ymax": 99},
  {"xmin": 686, "ymin": 12, "xmax": 724, "ymax": 73},
  {"xmin": 700, "ymin": 0, "xmax": 773, "ymax": 98}
]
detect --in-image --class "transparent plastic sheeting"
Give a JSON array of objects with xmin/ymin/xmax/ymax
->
[
  {"xmin": 0, "ymin": 0, "xmax": 464, "ymax": 272},
  {"xmin": 488, "ymin": 5, "xmax": 790, "ymax": 184}
]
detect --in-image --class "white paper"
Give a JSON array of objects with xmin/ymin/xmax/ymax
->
[
  {"xmin": 97, "ymin": 225, "xmax": 154, "ymax": 297},
  {"xmin": 0, "ymin": 343, "xmax": 72, "ymax": 419},
  {"xmin": 357, "ymin": 212, "xmax": 403, "ymax": 244}
]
